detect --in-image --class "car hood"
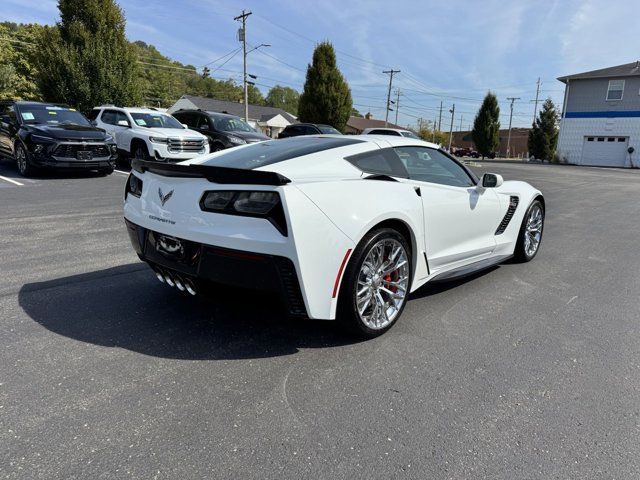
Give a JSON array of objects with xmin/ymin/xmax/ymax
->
[
  {"xmin": 26, "ymin": 124, "xmax": 109, "ymax": 141},
  {"xmin": 143, "ymin": 127, "xmax": 205, "ymax": 139},
  {"xmin": 225, "ymin": 131, "xmax": 270, "ymax": 142}
]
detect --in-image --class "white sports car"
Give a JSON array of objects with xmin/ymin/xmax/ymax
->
[{"xmin": 124, "ymin": 135, "xmax": 544, "ymax": 337}]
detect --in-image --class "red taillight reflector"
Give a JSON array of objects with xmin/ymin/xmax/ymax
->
[{"xmin": 332, "ymin": 248, "xmax": 353, "ymax": 298}]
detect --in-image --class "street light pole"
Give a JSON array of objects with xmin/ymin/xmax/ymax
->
[
  {"xmin": 506, "ymin": 97, "xmax": 520, "ymax": 157},
  {"xmin": 234, "ymin": 10, "xmax": 252, "ymax": 123},
  {"xmin": 448, "ymin": 104, "xmax": 455, "ymax": 151}
]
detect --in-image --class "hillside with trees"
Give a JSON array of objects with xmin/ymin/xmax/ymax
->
[{"xmin": 0, "ymin": 2, "xmax": 296, "ymax": 113}]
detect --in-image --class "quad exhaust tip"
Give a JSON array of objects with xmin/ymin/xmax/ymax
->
[{"xmin": 153, "ymin": 267, "xmax": 196, "ymax": 296}]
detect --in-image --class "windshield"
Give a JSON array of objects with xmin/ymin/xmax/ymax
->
[
  {"xmin": 130, "ymin": 112, "xmax": 183, "ymax": 129},
  {"xmin": 401, "ymin": 131, "xmax": 420, "ymax": 139},
  {"xmin": 213, "ymin": 116, "xmax": 255, "ymax": 133},
  {"xmin": 17, "ymin": 105, "xmax": 90, "ymax": 126},
  {"xmin": 318, "ymin": 125, "xmax": 341, "ymax": 134}
]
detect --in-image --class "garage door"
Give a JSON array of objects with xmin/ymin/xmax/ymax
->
[{"xmin": 581, "ymin": 136, "xmax": 629, "ymax": 167}]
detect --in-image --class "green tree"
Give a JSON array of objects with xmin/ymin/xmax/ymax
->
[
  {"xmin": 528, "ymin": 98, "xmax": 559, "ymax": 161},
  {"xmin": 472, "ymin": 92, "xmax": 501, "ymax": 158},
  {"xmin": 33, "ymin": 0, "xmax": 142, "ymax": 112},
  {"xmin": 350, "ymin": 107, "xmax": 363, "ymax": 118},
  {"xmin": 247, "ymin": 84, "xmax": 266, "ymax": 106},
  {"xmin": 0, "ymin": 22, "xmax": 43, "ymax": 99},
  {"xmin": 418, "ymin": 124, "xmax": 448, "ymax": 146},
  {"xmin": 265, "ymin": 85, "xmax": 300, "ymax": 115},
  {"xmin": 298, "ymin": 42, "xmax": 352, "ymax": 131}
]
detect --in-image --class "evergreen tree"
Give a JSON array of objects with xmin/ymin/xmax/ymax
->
[
  {"xmin": 298, "ymin": 42, "xmax": 352, "ymax": 131},
  {"xmin": 472, "ymin": 92, "xmax": 500, "ymax": 158},
  {"xmin": 34, "ymin": 0, "xmax": 142, "ymax": 112},
  {"xmin": 528, "ymin": 98, "xmax": 559, "ymax": 161},
  {"xmin": 265, "ymin": 85, "xmax": 300, "ymax": 115}
]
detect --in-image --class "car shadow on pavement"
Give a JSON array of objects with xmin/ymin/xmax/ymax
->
[{"xmin": 18, "ymin": 264, "xmax": 359, "ymax": 361}]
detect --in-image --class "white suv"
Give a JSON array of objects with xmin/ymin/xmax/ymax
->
[{"xmin": 90, "ymin": 106, "xmax": 209, "ymax": 162}]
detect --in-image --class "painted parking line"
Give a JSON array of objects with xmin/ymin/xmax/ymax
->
[
  {"xmin": 0, "ymin": 175, "xmax": 24, "ymax": 186},
  {"xmin": 114, "ymin": 169, "xmax": 130, "ymax": 176}
]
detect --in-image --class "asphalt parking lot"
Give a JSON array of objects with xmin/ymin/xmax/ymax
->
[{"xmin": 1, "ymin": 160, "xmax": 640, "ymax": 479}]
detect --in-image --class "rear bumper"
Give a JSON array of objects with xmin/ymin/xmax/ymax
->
[{"xmin": 125, "ymin": 219, "xmax": 307, "ymax": 317}]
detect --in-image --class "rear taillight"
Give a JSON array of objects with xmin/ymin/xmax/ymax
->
[
  {"xmin": 200, "ymin": 190, "xmax": 287, "ymax": 236},
  {"xmin": 125, "ymin": 174, "xmax": 143, "ymax": 199}
]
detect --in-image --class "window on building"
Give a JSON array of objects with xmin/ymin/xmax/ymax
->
[
  {"xmin": 606, "ymin": 80, "xmax": 624, "ymax": 101},
  {"xmin": 618, "ymin": 137, "xmax": 626, "ymax": 142},
  {"xmin": 597, "ymin": 137, "xmax": 605, "ymax": 142},
  {"xmin": 587, "ymin": 137, "xmax": 594, "ymax": 141}
]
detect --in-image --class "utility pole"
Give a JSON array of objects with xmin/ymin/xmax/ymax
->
[
  {"xmin": 433, "ymin": 115, "xmax": 437, "ymax": 142},
  {"xmin": 459, "ymin": 114, "xmax": 463, "ymax": 132},
  {"xmin": 394, "ymin": 89, "xmax": 401, "ymax": 125},
  {"xmin": 506, "ymin": 97, "xmax": 520, "ymax": 158},
  {"xmin": 448, "ymin": 104, "xmax": 455, "ymax": 151},
  {"xmin": 438, "ymin": 100, "xmax": 443, "ymax": 131},
  {"xmin": 383, "ymin": 69, "xmax": 400, "ymax": 126},
  {"xmin": 234, "ymin": 9, "xmax": 252, "ymax": 122},
  {"xmin": 531, "ymin": 77, "xmax": 541, "ymax": 125}
]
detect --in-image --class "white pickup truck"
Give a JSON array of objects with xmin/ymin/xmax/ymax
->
[{"xmin": 89, "ymin": 106, "xmax": 209, "ymax": 162}]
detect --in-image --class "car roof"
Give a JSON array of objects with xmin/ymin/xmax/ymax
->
[{"xmin": 96, "ymin": 106, "xmax": 167, "ymax": 114}]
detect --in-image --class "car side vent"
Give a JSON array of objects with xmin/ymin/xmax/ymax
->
[
  {"xmin": 495, "ymin": 196, "xmax": 519, "ymax": 235},
  {"xmin": 274, "ymin": 257, "xmax": 308, "ymax": 318}
]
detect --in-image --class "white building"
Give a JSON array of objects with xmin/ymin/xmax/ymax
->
[{"xmin": 557, "ymin": 62, "xmax": 640, "ymax": 168}]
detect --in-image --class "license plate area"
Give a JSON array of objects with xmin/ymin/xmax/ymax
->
[
  {"xmin": 155, "ymin": 234, "xmax": 185, "ymax": 259},
  {"xmin": 77, "ymin": 150, "xmax": 93, "ymax": 160}
]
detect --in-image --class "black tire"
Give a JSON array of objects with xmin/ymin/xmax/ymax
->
[
  {"xmin": 132, "ymin": 143, "xmax": 149, "ymax": 161},
  {"xmin": 337, "ymin": 228, "xmax": 412, "ymax": 338},
  {"xmin": 15, "ymin": 142, "xmax": 36, "ymax": 177},
  {"xmin": 210, "ymin": 142, "xmax": 224, "ymax": 152},
  {"xmin": 513, "ymin": 199, "xmax": 545, "ymax": 263}
]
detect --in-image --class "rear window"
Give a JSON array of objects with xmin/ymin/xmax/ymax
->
[{"xmin": 202, "ymin": 136, "xmax": 363, "ymax": 169}]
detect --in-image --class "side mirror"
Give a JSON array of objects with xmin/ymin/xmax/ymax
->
[
  {"xmin": 199, "ymin": 124, "xmax": 210, "ymax": 131},
  {"xmin": 181, "ymin": 123, "xmax": 189, "ymax": 129},
  {"xmin": 481, "ymin": 173, "xmax": 503, "ymax": 188}
]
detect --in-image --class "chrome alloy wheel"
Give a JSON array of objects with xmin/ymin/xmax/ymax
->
[
  {"xmin": 355, "ymin": 238, "xmax": 409, "ymax": 330},
  {"xmin": 16, "ymin": 145, "xmax": 27, "ymax": 174},
  {"xmin": 523, "ymin": 204, "xmax": 543, "ymax": 257}
]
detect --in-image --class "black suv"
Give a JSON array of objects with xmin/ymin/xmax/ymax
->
[
  {"xmin": 0, "ymin": 100, "xmax": 117, "ymax": 177},
  {"xmin": 172, "ymin": 110, "xmax": 270, "ymax": 152},
  {"xmin": 278, "ymin": 123, "xmax": 342, "ymax": 139}
]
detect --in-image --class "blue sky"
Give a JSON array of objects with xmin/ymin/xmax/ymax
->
[{"xmin": 4, "ymin": 0, "xmax": 639, "ymax": 129}]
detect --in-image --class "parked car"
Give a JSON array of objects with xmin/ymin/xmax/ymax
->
[
  {"xmin": 89, "ymin": 106, "xmax": 208, "ymax": 163},
  {"xmin": 172, "ymin": 110, "xmax": 269, "ymax": 152},
  {"xmin": 278, "ymin": 123, "xmax": 342, "ymax": 138},
  {"xmin": 124, "ymin": 135, "xmax": 545, "ymax": 338},
  {"xmin": 361, "ymin": 127, "xmax": 420, "ymax": 139},
  {"xmin": 0, "ymin": 100, "xmax": 117, "ymax": 177}
]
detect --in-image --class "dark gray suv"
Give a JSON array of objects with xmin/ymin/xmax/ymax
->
[{"xmin": 172, "ymin": 110, "xmax": 270, "ymax": 152}]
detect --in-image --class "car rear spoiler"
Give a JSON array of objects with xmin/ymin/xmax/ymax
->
[{"xmin": 131, "ymin": 159, "xmax": 291, "ymax": 186}]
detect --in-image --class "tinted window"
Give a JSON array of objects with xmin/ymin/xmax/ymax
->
[
  {"xmin": 101, "ymin": 110, "xmax": 129, "ymax": 126},
  {"xmin": 174, "ymin": 112, "xmax": 199, "ymax": 128},
  {"xmin": 302, "ymin": 125, "xmax": 318, "ymax": 135},
  {"xmin": 202, "ymin": 136, "xmax": 363, "ymax": 169},
  {"xmin": 369, "ymin": 129, "xmax": 401, "ymax": 136},
  {"xmin": 345, "ymin": 148, "xmax": 409, "ymax": 177},
  {"xmin": 86, "ymin": 109, "xmax": 100, "ymax": 121},
  {"xmin": 395, "ymin": 146, "xmax": 475, "ymax": 187}
]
